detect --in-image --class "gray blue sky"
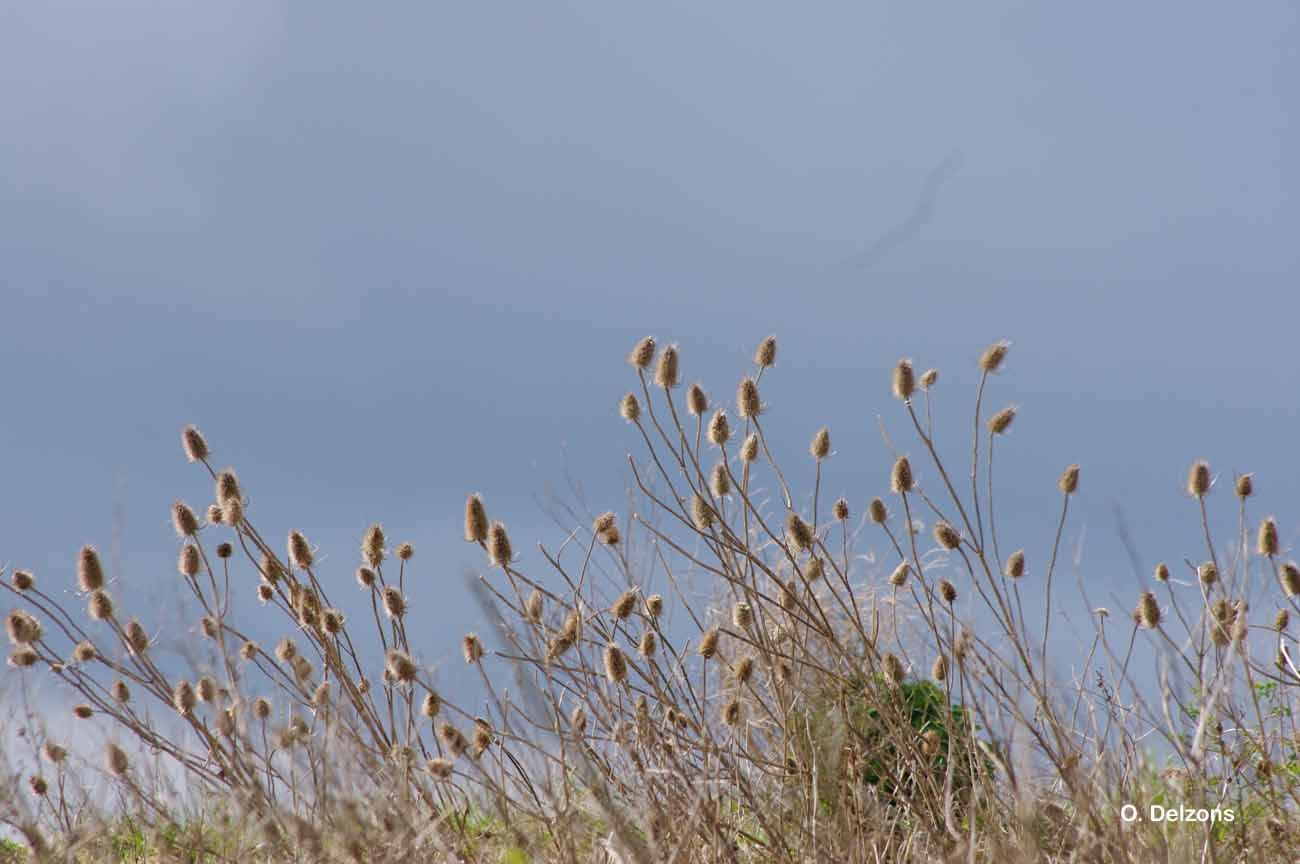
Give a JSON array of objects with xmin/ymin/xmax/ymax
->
[{"xmin": 2, "ymin": 2, "xmax": 1298, "ymax": 692}]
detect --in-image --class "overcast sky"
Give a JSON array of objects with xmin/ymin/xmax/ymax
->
[{"xmin": 2, "ymin": 2, "xmax": 1298, "ymax": 696}]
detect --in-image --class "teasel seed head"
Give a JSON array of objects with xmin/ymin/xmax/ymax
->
[
  {"xmin": 221, "ymin": 497, "xmax": 243, "ymax": 527},
  {"xmin": 173, "ymin": 680, "xmax": 196, "ymax": 715},
  {"xmin": 426, "ymin": 757, "xmax": 454, "ymax": 779},
  {"xmin": 362, "ymin": 523, "xmax": 386, "ymax": 567},
  {"xmin": 954, "ymin": 628, "xmax": 972, "ymax": 663},
  {"xmin": 707, "ymin": 409, "xmax": 731, "ymax": 446},
  {"xmin": 619, "ymin": 392, "xmax": 641, "ymax": 423},
  {"xmin": 1187, "ymin": 460, "xmax": 1212, "ymax": 498},
  {"xmin": 421, "ymin": 691, "xmax": 442, "ymax": 718},
  {"xmin": 1275, "ymin": 609, "xmax": 1290, "ymax": 631},
  {"xmin": 105, "ymin": 742, "xmax": 130, "ymax": 777},
  {"xmin": 525, "ymin": 589, "xmax": 544, "ymax": 623},
  {"xmin": 125, "ymin": 620, "xmax": 149, "ymax": 655},
  {"xmin": 987, "ymin": 406, "xmax": 1016, "ymax": 435},
  {"xmin": 1136, "ymin": 592, "xmax": 1161, "ymax": 628},
  {"xmin": 462, "ymin": 633, "xmax": 484, "ymax": 664},
  {"xmin": 197, "ymin": 676, "xmax": 217, "ymax": 703},
  {"xmin": 1198, "ymin": 561, "xmax": 1218, "ymax": 586},
  {"xmin": 892, "ymin": 359, "xmax": 915, "ymax": 401},
  {"xmin": 215, "ymin": 469, "xmax": 241, "ymax": 506},
  {"xmin": 734, "ymin": 655, "xmax": 755, "ymax": 685},
  {"xmin": 239, "ymin": 640, "xmax": 258, "ymax": 661},
  {"xmin": 206, "ymin": 504, "xmax": 223, "ymax": 525},
  {"xmin": 562, "ymin": 608, "xmax": 582, "ymax": 641},
  {"xmin": 87, "ymin": 589, "xmax": 114, "ymax": 621},
  {"xmin": 810, "ymin": 427, "xmax": 830, "ymax": 460},
  {"xmin": 628, "ymin": 336, "xmax": 656, "ymax": 369},
  {"xmin": 253, "ymin": 697, "xmax": 272, "ymax": 720},
  {"xmin": 889, "ymin": 561, "xmax": 910, "ymax": 588},
  {"xmin": 1258, "ymin": 517, "xmax": 1280, "ymax": 557},
  {"xmin": 732, "ymin": 602, "xmax": 754, "ymax": 629},
  {"xmin": 691, "ymin": 495, "xmax": 715, "ymax": 531},
  {"xmin": 381, "ymin": 586, "xmax": 406, "ymax": 619},
  {"xmin": 71, "ymin": 639, "xmax": 96, "ymax": 662},
  {"xmin": 1236, "ymin": 474, "xmax": 1254, "ymax": 498},
  {"xmin": 175, "ymin": 544, "xmax": 200, "ymax": 578},
  {"xmin": 200, "ymin": 616, "xmax": 218, "ymax": 640},
  {"xmin": 276, "ymin": 637, "xmax": 298, "ymax": 664},
  {"xmin": 920, "ymin": 368, "xmax": 939, "ymax": 390},
  {"xmin": 311, "ymin": 681, "xmax": 330, "ymax": 707},
  {"xmin": 932, "ymin": 654, "xmax": 948, "ymax": 682},
  {"xmin": 709, "ymin": 461, "xmax": 731, "ymax": 497},
  {"xmin": 439, "ymin": 722, "xmax": 469, "ymax": 758},
  {"xmin": 740, "ymin": 433, "xmax": 759, "ymax": 463},
  {"xmin": 42, "ymin": 743, "xmax": 67, "ymax": 764},
  {"xmin": 395, "ymin": 542, "xmax": 413, "ymax": 561},
  {"xmin": 8, "ymin": 647, "xmax": 37, "ymax": 668},
  {"xmin": 462, "ymin": 493, "xmax": 489, "ymax": 543},
  {"xmin": 215, "ymin": 542, "xmax": 232, "ymax": 559},
  {"xmin": 638, "ymin": 630, "xmax": 657, "ymax": 658},
  {"xmin": 883, "ymin": 652, "xmax": 905, "ymax": 685},
  {"xmin": 321, "ymin": 608, "xmax": 344, "ymax": 635},
  {"xmin": 1154, "ymin": 562, "xmax": 1170, "ymax": 583},
  {"xmin": 77, "ymin": 545, "xmax": 104, "ymax": 593},
  {"xmin": 1058, "ymin": 464, "xmax": 1080, "ymax": 495},
  {"xmin": 6, "ymin": 610, "xmax": 41, "ymax": 646},
  {"xmin": 863, "ymin": 499, "xmax": 885, "ymax": 526},
  {"xmin": 754, "ymin": 334, "xmax": 777, "ymax": 368},
  {"xmin": 780, "ymin": 578, "xmax": 799, "ymax": 611},
  {"xmin": 785, "ymin": 512, "xmax": 814, "ymax": 552},
  {"xmin": 645, "ymin": 594, "xmax": 664, "ymax": 618},
  {"xmin": 73, "ymin": 704, "xmax": 93, "ymax": 719},
  {"xmin": 979, "ymin": 341, "xmax": 1010, "ymax": 373},
  {"xmin": 593, "ymin": 512, "xmax": 617, "ymax": 536},
  {"xmin": 216, "ymin": 707, "xmax": 236, "ymax": 737},
  {"xmin": 833, "ymin": 498, "xmax": 849, "ymax": 521},
  {"xmin": 722, "ymin": 698, "xmax": 742, "ymax": 726},
  {"xmin": 182, "ymin": 425, "xmax": 209, "ymax": 462},
  {"xmin": 288, "ymin": 531, "xmax": 314, "ymax": 570},
  {"xmin": 655, "ymin": 344, "xmax": 679, "ymax": 389},
  {"xmin": 612, "ymin": 589, "xmax": 637, "ymax": 621},
  {"xmin": 698, "ymin": 626, "xmax": 721, "ymax": 660},
  {"xmin": 939, "ymin": 580, "xmax": 957, "ymax": 604},
  {"xmin": 603, "ymin": 643, "xmax": 628, "ymax": 684},
  {"xmin": 488, "ymin": 521, "xmax": 513, "ymax": 568},
  {"xmin": 1280, "ymin": 562, "xmax": 1300, "ymax": 597},
  {"xmin": 933, "ymin": 521, "xmax": 961, "ymax": 550},
  {"xmin": 386, "ymin": 649, "xmax": 418, "ymax": 684},
  {"xmin": 257, "ymin": 583, "xmax": 274, "ymax": 603},
  {"xmin": 110, "ymin": 679, "xmax": 130, "ymax": 702},
  {"xmin": 737, "ymin": 377, "xmax": 762, "ymax": 419},
  {"xmin": 686, "ymin": 383, "xmax": 708, "ymax": 416},
  {"xmin": 890, "ymin": 457, "xmax": 914, "ymax": 494},
  {"xmin": 1004, "ymin": 550, "xmax": 1026, "ymax": 579},
  {"xmin": 170, "ymin": 500, "xmax": 200, "ymax": 537}
]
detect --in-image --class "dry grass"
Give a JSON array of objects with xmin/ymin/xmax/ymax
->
[{"xmin": 4, "ymin": 335, "xmax": 1300, "ymax": 862}]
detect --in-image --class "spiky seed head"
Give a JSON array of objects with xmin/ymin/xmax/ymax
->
[
  {"xmin": 1258, "ymin": 518, "xmax": 1280, "ymax": 557},
  {"xmin": 780, "ymin": 579, "xmax": 799, "ymax": 610},
  {"xmin": 214, "ymin": 469, "xmax": 241, "ymax": 506},
  {"xmin": 562, "ymin": 609, "xmax": 582, "ymax": 640},
  {"xmin": 568, "ymin": 705, "xmax": 588, "ymax": 735},
  {"xmin": 785, "ymin": 512, "xmax": 814, "ymax": 552},
  {"xmin": 698, "ymin": 626, "xmax": 721, "ymax": 660},
  {"xmin": 172, "ymin": 680, "xmax": 196, "ymax": 715},
  {"xmin": 462, "ymin": 633, "xmax": 484, "ymax": 664},
  {"xmin": 546, "ymin": 634, "xmax": 574, "ymax": 660},
  {"xmin": 253, "ymin": 697, "xmax": 272, "ymax": 720},
  {"xmin": 1198, "ymin": 561, "xmax": 1218, "ymax": 586},
  {"xmin": 77, "ymin": 546, "xmax": 104, "ymax": 593},
  {"xmin": 1154, "ymin": 562, "xmax": 1170, "ymax": 583},
  {"xmin": 832, "ymin": 498, "xmax": 849, "ymax": 522},
  {"xmin": 206, "ymin": 504, "xmax": 223, "ymax": 525},
  {"xmin": 1054, "ymin": 465, "xmax": 1080, "ymax": 496},
  {"xmin": 257, "ymin": 583, "xmax": 273, "ymax": 603},
  {"xmin": 73, "ymin": 704, "xmax": 93, "ymax": 719},
  {"xmin": 889, "ymin": 562, "xmax": 910, "ymax": 587},
  {"xmin": 488, "ymin": 522, "xmax": 512, "ymax": 568},
  {"xmin": 25, "ymin": 774, "xmax": 47, "ymax": 798},
  {"xmin": 321, "ymin": 608, "xmax": 344, "ymax": 635},
  {"xmin": 1236, "ymin": 474, "xmax": 1254, "ymax": 498},
  {"xmin": 645, "ymin": 594, "xmax": 664, "ymax": 618},
  {"xmin": 722, "ymin": 698, "xmax": 741, "ymax": 726},
  {"xmin": 732, "ymin": 602, "xmax": 753, "ymax": 629},
  {"xmin": 890, "ymin": 457, "xmax": 914, "ymax": 494},
  {"xmin": 105, "ymin": 743, "xmax": 130, "ymax": 777},
  {"xmin": 628, "ymin": 336, "xmax": 656, "ymax": 369},
  {"xmin": 735, "ymin": 655, "xmax": 755, "ymax": 685},
  {"xmin": 125, "ymin": 620, "xmax": 148, "ymax": 655},
  {"xmin": 381, "ymin": 586, "xmax": 406, "ymax": 619},
  {"xmin": 883, "ymin": 653, "xmax": 905, "ymax": 685},
  {"xmin": 933, "ymin": 521, "xmax": 961, "ymax": 550},
  {"xmin": 426, "ymin": 757, "xmax": 454, "ymax": 779},
  {"xmin": 216, "ymin": 707, "xmax": 237, "ymax": 737},
  {"xmin": 71, "ymin": 640, "xmax": 96, "ymax": 662},
  {"xmin": 109, "ymin": 679, "xmax": 130, "ymax": 702},
  {"xmin": 710, "ymin": 462, "xmax": 731, "ymax": 497},
  {"xmin": 593, "ymin": 511, "xmax": 617, "ymax": 535},
  {"xmin": 705, "ymin": 409, "xmax": 731, "ymax": 448},
  {"xmin": 1280, "ymin": 563, "xmax": 1300, "ymax": 597},
  {"xmin": 810, "ymin": 427, "xmax": 830, "ymax": 460},
  {"xmin": 200, "ymin": 616, "xmax": 218, "ymax": 640},
  {"xmin": 691, "ymin": 495, "xmax": 715, "ymax": 531},
  {"xmin": 352, "ymin": 567, "xmax": 375, "ymax": 591},
  {"xmin": 197, "ymin": 676, "xmax": 217, "ymax": 703},
  {"xmin": 655, "ymin": 344, "xmax": 679, "ymax": 389},
  {"xmin": 1004, "ymin": 550, "xmax": 1026, "ymax": 579},
  {"xmin": 294, "ymin": 654, "xmax": 316, "ymax": 683},
  {"xmin": 439, "ymin": 722, "xmax": 468, "ymax": 758},
  {"xmin": 12, "ymin": 569, "xmax": 34, "ymax": 592},
  {"xmin": 170, "ymin": 500, "xmax": 200, "ymax": 537},
  {"xmin": 987, "ymin": 406, "xmax": 1016, "ymax": 435},
  {"xmin": 8, "ymin": 647, "xmax": 38, "ymax": 668},
  {"xmin": 736, "ymin": 377, "xmax": 762, "ymax": 419},
  {"xmin": 603, "ymin": 643, "xmax": 628, "ymax": 684},
  {"xmin": 239, "ymin": 641, "xmax": 258, "ymax": 661},
  {"xmin": 524, "ymin": 590, "xmax": 544, "ymax": 623},
  {"xmin": 892, "ymin": 359, "xmax": 915, "ymax": 401},
  {"xmin": 462, "ymin": 493, "xmax": 489, "ymax": 543},
  {"xmin": 5, "ymin": 610, "xmax": 41, "ymax": 646},
  {"xmin": 932, "ymin": 654, "xmax": 948, "ymax": 681},
  {"xmin": 1275, "ymin": 609, "xmax": 1290, "ymax": 631},
  {"xmin": 420, "ymin": 691, "xmax": 442, "ymax": 718},
  {"xmin": 740, "ymin": 433, "xmax": 759, "ymax": 463},
  {"xmin": 287, "ymin": 531, "xmax": 313, "ymax": 570},
  {"xmin": 803, "ymin": 557, "xmax": 824, "ymax": 582},
  {"xmin": 362, "ymin": 523, "xmax": 386, "ymax": 567},
  {"xmin": 979, "ymin": 341, "xmax": 1010, "ymax": 373},
  {"xmin": 87, "ymin": 589, "xmax": 114, "ymax": 621},
  {"xmin": 221, "ymin": 497, "xmax": 244, "ymax": 527},
  {"xmin": 954, "ymin": 629, "xmax": 972, "ymax": 662},
  {"xmin": 311, "ymin": 681, "xmax": 329, "ymax": 707},
  {"xmin": 275, "ymin": 638, "xmax": 297, "ymax": 663},
  {"xmin": 395, "ymin": 542, "xmax": 414, "ymax": 561},
  {"xmin": 182, "ymin": 425, "xmax": 209, "ymax": 462},
  {"xmin": 619, "ymin": 392, "xmax": 641, "ymax": 423},
  {"xmin": 612, "ymin": 589, "xmax": 637, "ymax": 620},
  {"xmin": 638, "ymin": 630, "xmax": 657, "ymax": 657},
  {"xmin": 215, "ymin": 542, "xmax": 232, "ymax": 559},
  {"xmin": 1187, "ymin": 460, "xmax": 1212, "ymax": 498},
  {"xmin": 939, "ymin": 580, "xmax": 957, "ymax": 604},
  {"xmin": 175, "ymin": 545, "xmax": 200, "ymax": 578},
  {"xmin": 755, "ymin": 335, "xmax": 778, "ymax": 368},
  {"xmin": 920, "ymin": 368, "xmax": 939, "ymax": 390},
  {"xmin": 42, "ymin": 742, "xmax": 67, "ymax": 764},
  {"xmin": 386, "ymin": 649, "xmax": 418, "ymax": 684},
  {"xmin": 686, "ymin": 383, "xmax": 708, "ymax": 416},
  {"xmin": 1137, "ymin": 592, "xmax": 1161, "ymax": 628}
]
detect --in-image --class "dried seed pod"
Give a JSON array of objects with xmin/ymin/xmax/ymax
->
[
  {"xmin": 1275, "ymin": 609, "xmax": 1290, "ymax": 631},
  {"xmin": 698, "ymin": 627, "xmax": 720, "ymax": 660},
  {"xmin": 200, "ymin": 616, "xmax": 218, "ymax": 639},
  {"xmin": 421, "ymin": 691, "xmax": 442, "ymax": 717},
  {"xmin": 732, "ymin": 602, "xmax": 753, "ymax": 629},
  {"xmin": 619, "ymin": 393, "xmax": 641, "ymax": 423},
  {"xmin": 939, "ymin": 580, "xmax": 957, "ymax": 604},
  {"xmin": 206, "ymin": 504, "xmax": 223, "ymax": 525},
  {"xmin": 737, "ymin": 377, "xmax": 762, "ymax": 419},
  {"xmin": 77, "ymin": 546, "xmax": 104, "ymax": 593},
  {"xmin": 488, "ymin": 522, "xmax": 513, "ymax": 568},
  {"xmin": 1198, "ymin": 561, "xmax": 1218, "ymax": 586},
  {"xmin": 628, "ymin": 336, "xmax": 656, "ymax": 369},
  {"xmin": 612, "ymin": 589, "xmax": 637, "ymax": 620},
  {"xmin": 385, "ymin": 649, "xmax": 418, "ymax": 684},
  {"xmin": 1187, "ymin": 460, "xmax": 1212, "ymax": 498},
  {"xmin": 785, "ymin": 512, "xmax": 814, "ymax": 552},
  {"xmin": 833, "ymin": 498, "xmax": 849, "ymax": 521},
  {"xmin": 321, "ymin": 608, "xmax": 345, "ymax": 635},
  {"xmin": 196, "ymin": 676, "xmax": 217, "ymax": 703},
  {"xmin": 253, "ymin": 697, "xmax": 272, "ymax": 720},
  {"xmin": 287, "ymin": 531, "xmax": 314, "ymax": 570},
  {"xmin": 686, "ymin": 383, "xmax": 708, "ymax": 416},
  {"xmin": 889, "ymin": 562, "xmax": 910, "ymax": 588},
  {"xmin": 105, "ymin": 743, "xmax": 130, "ymax": 776},
  {"xmin": 1004, "ymin": 550, "xmax": 1026, "ymax": 579},
  {"xmin": 1258, "ymin": 517, "xmax": 1279, "ymax": 557},
  {"xmin": 739, "ymin": 434, "xmax": 759, "ymax": 463},
  {"xmin": 709, "ymin": 461, "xmax": 731, "ymax": 497},
  {"xmin": 72, "ymin": 640, "xmax": 96, "ymax": 662},
  {"xmin": 461, "ymin": 633, "xmax": 484, "ymax": 664},
  {"xmin": 525, "ymin": 590, "xmax": 544, "ymax": 623},
  {"xmin": 721, "ymin": 698, "xmax": 741, "ymax": 726},
  {"xmin": 734, "ymin": 655, "xmax": 754, "ymax": 685},
  {"xmin": 221, "ymin": 498, "xmax": 243, "ymax": 527},
  {"xmin": 362, "ymin": 523, "xmax": 386, "ymax": 567},
  {"xmin": 239, "ymin": 641, "xmax": 259, "ymax": 661},
  {"xmin": 979, "ymin": 341, "xmax": 1009, "ymax": 373},
  {"xmin": 920, "ymin": 368, "xmax": 939, "ymax": 389},
  {"xmin": 691, "ymin": 495, "xmax": 715, "ymax": 531},
  {"xmin": 72, "ymin": 704, "xmax": 93, "ymax": 719},
  {"xmin": 216, "ymin": 542, "xmax": 233, "ymax": 559},
  {"xmin": 933, "ymin": 521, "xmax": 961, "ymax": 550},
  {"xmin": 1136, "ymin": 592, "xmax": 1161, "ymax": 628},
  {"xmin": 1236, "ymin": 474, "xmax": 1254, "ymax": 499},
  {"xmin": 464, "ymin": 494, "xmax": 489, "ymax": 543},
  {"xmin": 645, "ymin": 594, "xmax": 664, "ymax": 618},
  {"xmin": 257, "ymin": 583, "xmax": 273, "ymax": 603},
  {"xmin": 892, "ymin": 359, "xmax": 915, "ymax": 401},
  {"xmin": 890, "ymin": 458, "xmax": 914, "ymax": 494},
  {"xmin": 178, "ymin": 545, "xmax": 201, "ymax": 578},
  {"xmin": 426, "ymin": 757, "xmax": 454, "ymax": 779},
  {"xmin": 638, "ymin": 630, "xmax": 657, "ymax": 658},
  {"xmin": 987, "ymin": 406, "xmax": 1016, "ymax": 435},
  {"xmin": 654, "ymin": 344, "xmax": 679, "ymax": 389},
  {"xmin": 439, "ymin": 723, "xmax": 468, "ymax": 758},
  {"xmin": 395, "ymin": 541, "xmax": 413, "ymax": 561},
  {"xmin": 5, "ymin": 610, "xmax": 41, "ymax": 646},
  {"xmin": 8, "ymin": 647, "xmax": 38, "ymax": 668},
  {"xmin": 803, "ymin": 557, "xmax": 824, "ymax": 582},
  {"xmin": 172, "ymin": 680, "xmax": 197, "ymax": 715},
  {"xmin": 603, "ymin": 643, "xmax": 628, "ymax": 684},
  {"xmin": 1280, "ymin": 562, "xmax": 1300, "ymax": 597},
  {"xmin": 810, "ymin": 427, "xmax": 830, "ymax": 460},
  {"xmin": 1058, "ymin": 464, "xmax": 1080, "ymax": 495},
  {"xmin": 868, "ymin": 497, "xmax": 888, "ymax": 523},
  {"xmin": 1154, "ymin": 562, "xmax": 1170, "ymax": 583},
  {"xmin": 182, "ymin": 425, "xmax": 210, "ymax": 462},
  {"xmin": 569, "ymin": 705, "xmax": 587, "ymax": 735},
  {"xmin": 88, "ymin": 589, "xmax": 114, "ymax": 621},
  {"xmin": 707, "ymin": 410, "xmax": 731, "ymax": 446},
  {"xmin": 125, "ymin": 620, "xmax": 149, "ymax": 655},
  {"xmin": 921, "ymin": 729, "xmax": 942, "ymax": 757},
  {"xmin": 931, "ymin": 654, "xmax": 948, "ymax": 682},
  {"xmin": 42, "ymin": 743, "xmax": 67, "ymax": 763},
  {"xmin": 382, "ymin": 586, "xmax": 406, "ymax": 619},
  {"xmin": 883, "ymin": 653, "xmax": 905, "ymax": 685},
  {"xmin": 172, "ymin": 501, "xmax": 200, "ymax": 537},
  {"xmin": 112, "ymin": 680, "xmax": 131, "ymax": 702},
  {"xmin": 754, "ymin": 335, "xmax": 777, "ymax": 368},
  {"xmin": 275, "ymin": 638, "xmax": 297, "ymax": 663}
]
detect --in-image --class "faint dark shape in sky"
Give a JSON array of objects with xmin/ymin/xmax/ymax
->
[{"xmin": 844, "ymin": 149, "xmax": 964, "ymax": 271}]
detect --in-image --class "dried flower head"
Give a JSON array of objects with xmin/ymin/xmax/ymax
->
[
  {"xmin": 8, "ymin": 647, "xmax": 38, "ymax": 668},
  {"xmin": 920, "ymin": 368, "xmax": 939, "ymax": 389},
  {"xmin": 386, "ymin": 649, "xmax": 418, "ymax": 684},
  {"xmin": 1280, "ymin": 562, "xmax": 1300, "ymax": 597},
  {"xmin": 785, "ymin": 512, "xmax": 814, "ymax": 552},
  {"xmin": 206, "ymin": 504, "xmax": 223, "ymax": 525},
  {"xmin": 832, "ymin": 498, "xmax": 849, "ymax": 521},
  {"xmin": 462, "ymin": 633, "xmax": 484, "ymax": 664},
  {"xmin": 735, "ymin": 655, "xmax": 755, "ymax": 685},
  {"xmin": 710, "ymin": 461, "xmax": 731, "ymax": 497},
  {"xmin": 257, "ymin": 583, "xmax": 274, "ymax": 603},
  {"xmin": 182, "ymin": 425, "xmax": 209, "ymax": 462},
  {"xmin": 810, "ymin": 427, "xmax": 830, "ymax": 460},
  {"xmin": 1275, "ymin": 609, "xmax": 1290, "ymax": 631},
  {"xmin": 72, "ymin": 704, "xmax": 93, "ymax": 719},
  {"xmin": 239, "ymin": 640, "xmax": 259, "ymax": 661},
  {"xmin": 72, "ymin": 640, "xmax": 96, "ymax": 662},
  {"xmin": 439, "ymin": 722, "xmax": 469, "ymax": 758},
  {"xmin": 87, "ymin": 589, "xmax": 114, "ymax": 621},
  {"xmin": 196, "ymin": 676, "xmax": 217, "ymax": 703},
  {"xmin": 525, "ymin": 590, "xmax": 544, "ymax": 623},
  {"xmin": 1136, "ymin": 592, "xmax": 1161, "ymax": 628},
  {"xmin": 395, "ymin": 542, "xmax": 414, "ymax": 561},
  {"xmin": 200, "ymin": 616, "xmax": 218, "ymax": 640},
  {"xmin": 686, "ymin": 383, "xmax": 708, "ymax": 416},
  {"xmin": 755, "ymin": 335, "xmax": 777, "ymax": 368},
  {"xmin": 722, "ymin": 698, "xmax": 741, "ymax": 726},
  {"xmin": 456, "ymin": 492, "xmax": 489, "ymax": 544},
  {"xmin": 939, "ymin": 580, "xmax": 957, "ymax": 604},
  {"xmin": 112, "ymin": 680, "xmax": 130, "ymax": 702},
  {"xmin": 215, "ymin": 469, "xmax": 241, "ymax": 508},
  {"xmin": 691, "ymin": 495, "xmax": 715, "ymax": 531},
  {"xmin": 645, "ymin": 594, "xmax": 664, "ymax": 618},
  {"xmin": 931, "ymin": 654, "xmax": 948, "ymax": 681},
  {"xmin": 706, "ymin": 409, "xmax": 731, "ymax": 446},
  {"xmin": 1059, "ymin": 464, "xmax": 1080, "ymax": 495},
  {"xmin": 105, "ymin": 743, "xmax": 129, "ymax": 777},
  {"xmin": 732, "ymin": 602, "xmax": 754, "ymax": 629},
  {"xmin": 979, "ymin": 341, "xmax": 1009, "ymax": 373},
  {"xmin": 864, "ymin": 499, "xmax": 886, "ymax": 526},
  {"xmin": 176, "ymin": 544, "xmax": 201, "ymax": 578},
  {"xmin": 736, "ymin": 377, "xmax": 762, "ymax": 419},
  {"xmin": 420, "ymin": 690, "xmax": 442, "ymax": 718},
  {"xmin": 125, "ymin": 620, "xmax": 149, "ymax": 655},
  {"xmin": 1187, "ymin": 460, "xmax": 1212, "ymax": 498},
  {"xmin": 1236, "ymin": 474, "xmax": 1254, "ymax": 498},
  {"xmin": 570, "ymin": 705, "xmax": 587, "ymax": 735},
  {"xmin": 381, "ymin": 586, "xmax": 406, "ymax": 619},
  {"xmin": 1154, "ymin": 562, "xmax": 1170, "ymax": 583},
  {"xmin": 740, "ymin": 433, "xmax": 759, "ymax": 463},
  {"xmin": 987, "ymin": 406, "xmax": 1016, "ymax": 435},
  {"xmin": 655, "ymin": 344, "xmax": 679, "ymax": 389},
  {"xmin": 287, "ymin": 531, "xmax": 313, "ymax": 570},
  {"xmin": 275, "ymin": 638, "xmax": 297, "ymax": 663},
  {"xmin": 216, "ymin": 542, "xmax": 233, "ymax": 559},
  {"xmin": 42, "ymin": 743, "xmax": 67, "ymax": 764},
  {"xmin": 169, "ymin": 500, "xmax": 200, "ymax": 538},
  {"xmin": 603, "ymin": 643, "xmax": 628, "ymax": 684},
  {"xmin": 1004, "ymin": 550, "xmax": 1026, "ymax": 579},
  {"xmin": 253, "ymin": 697, "xmax": 272, "ymax": 720},
  {"xmin": 933, "ymin": 521, "xmax": 961, "ymax": 550},
  {"xmin": 638, "ymin": 630, "xmax": 657, "ymax": 657},
  {"xmin": 426, "ymin": 757, "xmax": 454, "ymax": 779},
  {"xmin": 362, "ymin": 523, "xmax": 386, "ymax": 567},
  {"xmin": 628, "ymin": 336, "xmax": 656, "ymax": 369},
  {"xmin": 619, "ymin": 392, "xmax": 641, "ymax": 423},
  {"xmin": 221, "ymin": 497, "xmax": 244, "ymax": 527},
  {"xmin": 802, "ymin": 557, "xmax": 824, "ymax": 582},
  {"xmin": 698, "ymin": 626, "xmax": 721, "ymax": 660},
  {"xmin": 612, "ymin": 589, "xmax": 637, "ymax": 620},
  {"xmin": 883, "ymin": 653, "xmax": 905, "ymax": 685},
  {"xmin": 892, "ymin": 359, "xmax": 915, "ymax": 401},
  {"xmin": 321, "ymin": 608, "xmax": 345, "ymax": 635},
  {"xmin": 5, "ymin": 610, "xmax": 41, "ymax": 646},
  {"xmin": 488, "ymin": 521, "xmax": 513, "ymax": 568},
  {"xmin": 172, "ymin": 680, "xmax": 196, "ymax": 715},
  {"xmin": 889, "ymin": 561, "xmax": 910, "ymax": 588},
  {"xmin": 890, "ymin": 457, "xmax": 914, "ymax": 494},
  {"xmin": 1258, "ymin": 517, "xmax": 1279, "ymax": 557},
  {"xmin": 1198, "ymin": 561, "xmax": 1218, "ymax": 586},
  {"xmin": 77, "ymin": 545, "xmax": 104, "ymax": 593}
]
